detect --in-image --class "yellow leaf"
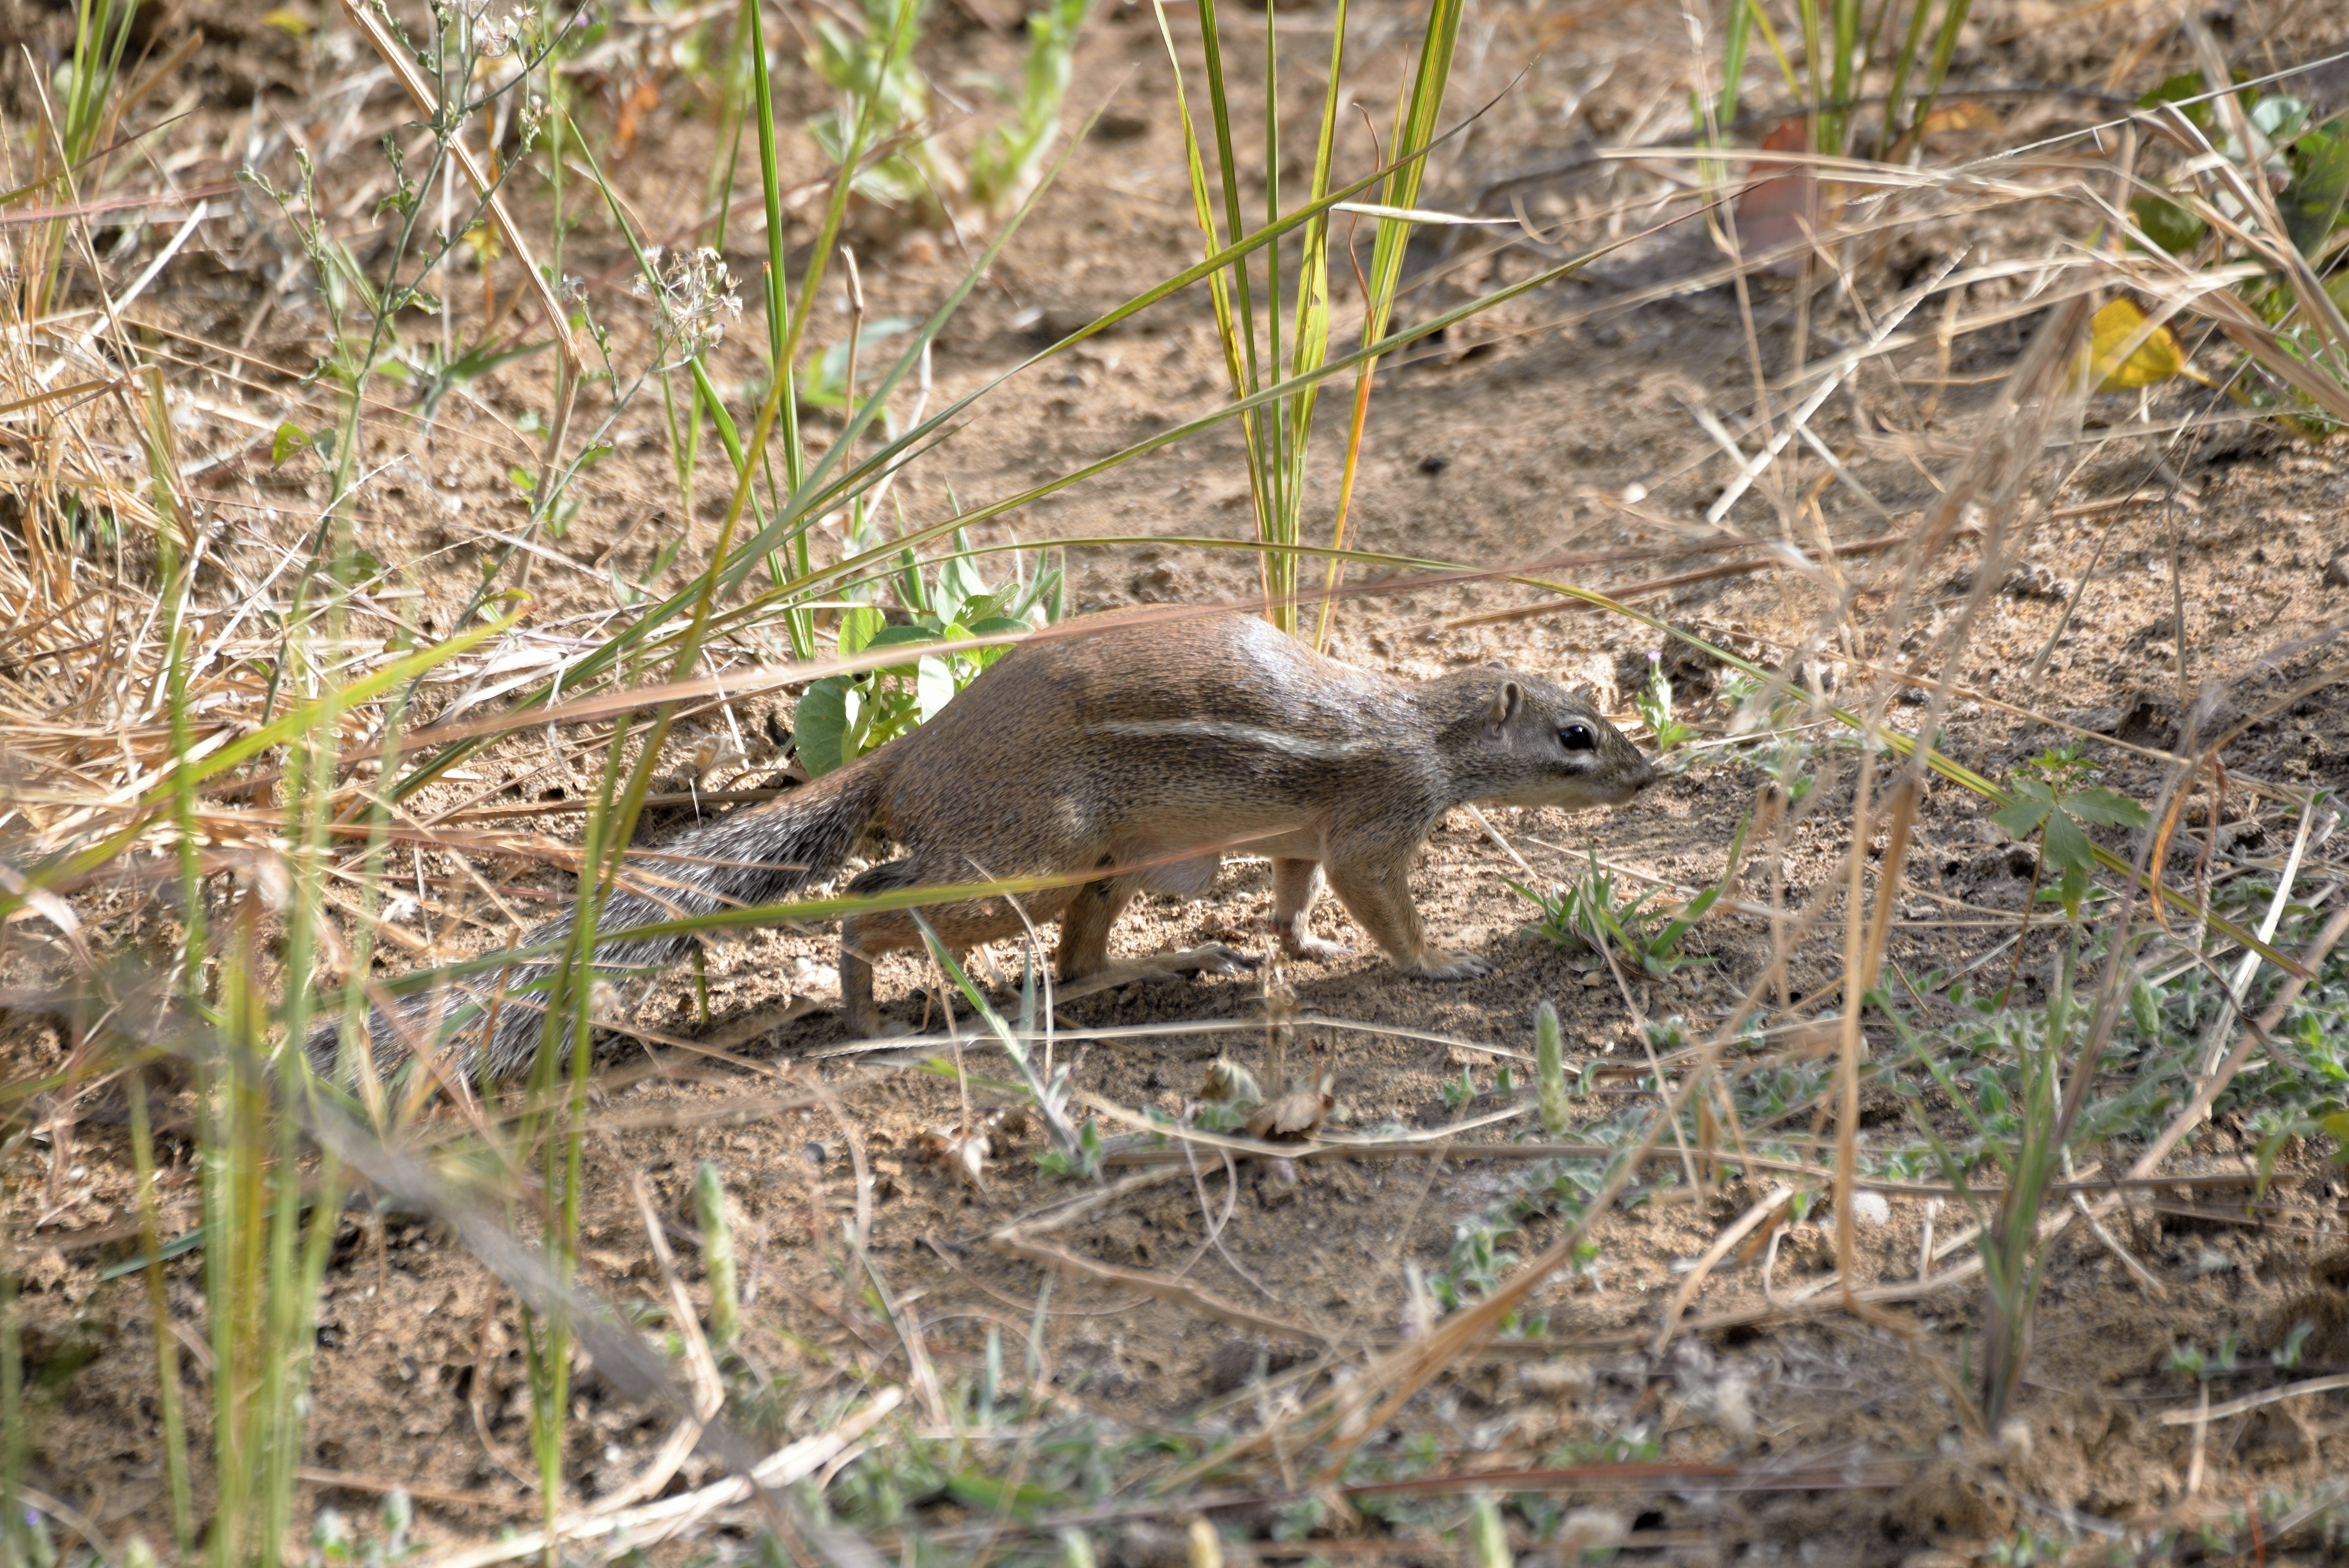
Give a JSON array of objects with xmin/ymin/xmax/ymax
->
[
  {"xmin": 1920, "ymin": 100, "xmax": 1999, "ymax": 135},
  {"xmin": 263, "ymin": 7, "xmax": 314, "ymax": 34},
  {"xmin": 2083, "ymin": 298, "xmax": 2185, "ymax": 392}
]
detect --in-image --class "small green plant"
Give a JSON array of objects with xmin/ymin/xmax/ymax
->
[
  {"xmin": 310, "ymin": 1490, "xmax": 420, "ymax": 1568},
  {"xmin": 1984, "ymin": 1529, "xmax": 2071, "ymax": 1568},
  {"xmin": 1636, "ymin": 649, "xmax": 1694, "ymax": 751},
  {"xmin": 1896, "ymin": 940, "xmax": 2094, "ymax": 1425},
  {"xmin": 1544, "ymin": 1424, "xmax": 1661, "ymax": 1467},
  {"xmin": 1534, "ymin": 1001, "xmax": 1572, "ymax": 1139},
  {"xmin": 1440, "ymin": 1068, "xmax": 1477, "ymax": 1110},
  {"xmin": 1158, "ymin": 0, "xmax": 1470, "ymax": 643},
  {"xmin": 695, "ymin": 1163, "xmax": 741, "ymax": 1350},
  {"xmin": 1699, "ymin": 0, "xmax": 1973, "ymax": 167},
  {"xmin": 968, "ymin": 0, "xmax": 1096, "ymax": 216},
  {"xmin": 1991, "ymin": 743, "xmax": 2149, "ymax": 921},
  {"xmin": 1035, "ymin": 1120, "xmax": 1106, "ymax": 1180},
  {"xmin": 2168, "ymin": 1334, "xmax": 2243, "ymax": 1380},
  {"xmin": 807, "ymin": 0, "xmax": 1095, "ymax": 231},
  {"xmin": 2118, "ymin": 74, "xmax": 2349, "ymax": 433},
  {"xmin": 808, "ymin": 0, "xmax": 950, "ymax": 221},
  {"xmin": 1513, "ymin": 825, "xmax": 1743, "ymax": 980},
  {"xmin": 795, "ymin": 534, "xmax": 1064, "ymax": 775}
]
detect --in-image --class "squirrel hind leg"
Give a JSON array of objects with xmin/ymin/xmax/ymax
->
[
  {"xmin": 1271, "ymin": 858, "xmax": 1353, "ymax": 964},
  {"xmin": 1052, "ymin": 871, "xmax": 1259, "ymax": 1000},
  {"xmin": 839, "ymin": 858, "xmax": 1080, "ymax": 1030},
  {"xmin": 1055, "ymin": 874, "xmax": 1141, "ymax": 980}
]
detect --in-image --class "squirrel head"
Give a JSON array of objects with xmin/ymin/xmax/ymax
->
[{"xmin": 1432, "ymin": 671, "xmax": 1657, "ymax": 811}]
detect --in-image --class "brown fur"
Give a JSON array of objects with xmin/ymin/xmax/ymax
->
[{"xmin": 315, "ymin": 611, "xmax": 1655, "ymax": 1079}]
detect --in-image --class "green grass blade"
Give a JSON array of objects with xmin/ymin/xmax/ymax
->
[
  {"xmin": 1152, "ymin": 0, "xmax": 1272, "ymax": 617},
  {"xmin": 1880, "ymin": 0, "xmax": 1938, "ymax": 158},
  {"xmin": 127, "ymin": 1072, "xmax": 195, "ymax": 1552},
  {"xmin": 1826, "ymin": 0, "xmax": 1861, "ymax": 151},
  {"xmin": 747, "ymin": 0, "xmax": 815, "ymax": 642},
  {"xmin": 1713, "ymin": 0, "xmax": 1753, "ymax": 149},
  {"xmin": 1315, "ymin": 0, "xmax": 1463, "ymax": 638},
  {"xmin": 1905, "ymin": 0, "xmax": 1974, "ymax": 160}
]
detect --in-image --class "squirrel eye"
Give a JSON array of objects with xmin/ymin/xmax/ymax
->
[{"xmin": 1560, "ymin": 723, "xmax": 1595, "ymax": 751}]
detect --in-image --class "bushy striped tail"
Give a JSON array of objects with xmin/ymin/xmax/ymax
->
[{"xmin": 309, "ymin": 759, "xmax": 888, "ymax": 1084}]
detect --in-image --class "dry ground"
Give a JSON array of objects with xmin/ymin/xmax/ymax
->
[{"xmin": 4, "ymin": 0, "xmax": 2349, "ymax": 1561}]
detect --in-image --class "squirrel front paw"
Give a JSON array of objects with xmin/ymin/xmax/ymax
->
[
  {"xmin": 1281, "ymin": 934, "xmax": 1355, "ymax": 964},
  {"xmin": 1405, "ymin": 948, "xmax": 1495, "ymax": 981}
]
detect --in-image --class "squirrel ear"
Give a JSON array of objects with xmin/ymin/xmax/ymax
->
[{"xmin": 1485, "ymin": 681, "xmax": 1524, "ymax": 734}]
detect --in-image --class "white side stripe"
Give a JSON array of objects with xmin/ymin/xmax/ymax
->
[{"xmin": 1085, "ymin": 720, "xmax": 1378, "ymax": 762}]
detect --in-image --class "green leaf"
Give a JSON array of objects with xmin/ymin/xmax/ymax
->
[
  {"xmin": 1991, "ymin": 792, "xmax": 2052, "ymax": 840},
  {"xmin": 2061, "ymin": 786, "xmax": 2150, "ymax": 828},
  {"xmin": 795, "ymin": 677, "xmax": 852, "ymax": 776},
  {"xmin": 2286, "ymin": 127, "xmax": 2349, "ymax": 260},
  {"xmin": 916, "ymin": 653, "xmax": 956, "ymax": 722},
  {"xmin": 965, "ymin": 614, "xmax": 1029, "ymax": 670},
  {"xmin": 2322, "ymin": 1110, "xmax": 2349, "ymax": 1163},
  {"xmin": 2040, "ymin": 808, "xmax": 2094, "ymax": 876},
  {"xmin": 946, "ymin": 1470, "xmax": 1053, "ymax": 1518},
  {"xmin": 863, "ymin": 623, "xmax": 941, "ymax": 668},
  {"xmin": 2057, "ymin": 859, "xmax": 2091, "ymax": 921},
  {"xmin": 837, "ymin": 604, "xmax": 886, "ymax": 657},
  {"xmin": 840, "ymin": 681, "xmax": 875, "ymax": 761},
  {"xmin": 2128, "ymin": 194, "xmax": 2206, "ymax": 257},
  {"xmin": 270, "ymin": 422, "xmax": 307, "ymax": 466},
  {"xmin": 2250, "ymin": 93, "xmax": 2310, "ymax": 145},
  {"xmin": 2137, "ymin": 71, "xmax": 2230, "ymax": 134},
  {"xmin": 442, "ymin": 337, "xmax": 553, "ymax": 383}
]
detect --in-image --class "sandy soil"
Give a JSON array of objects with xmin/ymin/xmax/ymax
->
[{"xmin": 4, "ymin": 0, "xmax": 2349, "ymax": 1559}]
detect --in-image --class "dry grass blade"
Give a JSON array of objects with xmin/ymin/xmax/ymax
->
[
  {"xmin": 429, "ymin": 1390, "xmax": 906, "ymax": 1568},
  {"xmin": 984, "ymin": 1228, "xmax": 1332, "ymax": 1348},
  {"xmin": 1652, "ymin": 1185, "xmax": 1793, "ymax": 1356},
  {"xmin": 2155, "ymin": 1375, "xmax": 2349, "ymax": 1426},
  {"xmin": 591, "ymin": 1168, "xmax": 728, "ymax": 1515}
]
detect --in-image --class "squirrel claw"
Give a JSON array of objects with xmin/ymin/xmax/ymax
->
[
  {"xmin": 1408, "ymin": 950, "xmax": 1495, "ymax": 981},
  {"xmin": 1282, "ymin": 936, "xmax": 1355, "ymax": 964},
  {"xmin": 1195, "ymin": 941, "xmax": 1260, "ymax": 974}
]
